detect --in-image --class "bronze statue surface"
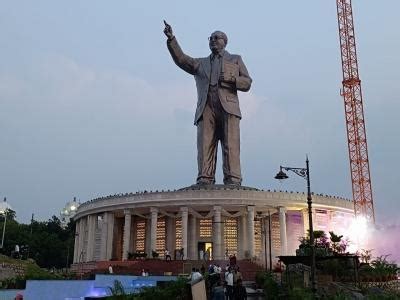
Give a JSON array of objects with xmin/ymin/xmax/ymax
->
[{"xmin": 164, "ymin": 21, "xmax": 252, "ymax": 186}]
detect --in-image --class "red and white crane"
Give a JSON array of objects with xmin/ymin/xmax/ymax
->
[{"xmin": 336, "ymin": 0, "xmax": 375, "ymax": 223}]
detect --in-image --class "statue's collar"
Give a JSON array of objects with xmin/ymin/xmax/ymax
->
[{"xmin": 211, "ymin": 49, "xmax": 225, "ymax": 59}]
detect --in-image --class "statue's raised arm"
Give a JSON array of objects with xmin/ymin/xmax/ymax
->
[
  {"xmin": 163, "ymin": 20, "xmax": 174, "ymax": 40},
  {"xmin": 164, "ymin": 21, "xmax": 199, "ymax": 75}
]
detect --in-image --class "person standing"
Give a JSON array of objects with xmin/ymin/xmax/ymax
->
[
  {"xmin": 211, "ymin": 279, "xmax": 225, "ymax": 300},
  {"xmin": 164, "ymin": 21, "xmax": 252, "ymax": 186},
  {"xmin": 165, "ymin": 248, "xmax": 171, "ymax": 261},
  {"xmin": 233, "ymin": 279, "xmax": 247, "ymax": 300},
  {"xmin": 191, "ymin": 268, "xmax": 203, "ymax": 284},
  {"xmin": 225, "ymin": 267, "xmax": 234, "ymax": 300},
  {"xmin": 233, "ymin": 267, "xmax": 242, "ymax": 286}
]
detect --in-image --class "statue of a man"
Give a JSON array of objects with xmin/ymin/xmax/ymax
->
[{"xmin": 164, "ymin": 21, "xmax": 252, "ymax": 185}]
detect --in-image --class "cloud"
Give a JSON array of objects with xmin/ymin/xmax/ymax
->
[{"xmin": 0, "ymin": 55, "xmax": 203, "ymax": 221}]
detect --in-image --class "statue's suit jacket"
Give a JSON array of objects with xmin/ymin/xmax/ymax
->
[{"xmin": 167, "ymin": 37, "xmax": 252, "ymax": 125}]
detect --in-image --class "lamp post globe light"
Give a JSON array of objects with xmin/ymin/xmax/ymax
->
[{"xmin": 274, "ymin": 157, "xmax": 316, "ymax": 294}]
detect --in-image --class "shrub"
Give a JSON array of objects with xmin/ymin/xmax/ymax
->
[
  {"xmin": 287, "ymin": 287, "xmax": 313, "ymax": 300},
  {"xmin": 255, "ymin": 271, "xmax": 279, "ymax": 299},
  {"xmin": 136, "ymin": 278, "xmax": 189, "ymax": 300},
  {"xmin": 110, "ymin": 280, "xmax": 126, "ymax": 296}
]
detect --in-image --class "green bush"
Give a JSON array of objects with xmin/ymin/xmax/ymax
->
[
  {"xmin": 136, "ymin": 278, "xmax": 189, "ymax": 300},
  {"xmin": 255, "ymin": 271, "xmax": 279, "ymax": 299},
  {"xmin": 0, "ymin": 276, "xmax": 26, "ymax": 289},
  {"xmin": 110, "ymin": 280, "xmax": 126, "ymax": 296},
  {"xmin": 0, "ymin": 258, "xmax": 63, "ymax": 289},
  {"xmin": 287, "ymin": 287, "xmax": 313, "ymax": 300},
  {"xmin": 25, "ymin": 263, "xmax": 62, "ymax": 280}
]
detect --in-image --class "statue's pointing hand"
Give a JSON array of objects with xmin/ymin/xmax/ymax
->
[{"xmin": 163, "ymin": 20, "xmax": 174, "ymax": 40}]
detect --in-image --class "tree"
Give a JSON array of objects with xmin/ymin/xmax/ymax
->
[
  {"xmin": 329, "ymin": 231, "xmax": 343, "ymax": 254},
  {"xmin": 297, "ymin": 230, "xmax": 350, "ymax": 257},
  {"xmin": 360, "ymin": 249, "xmax": 373, "ymax": 264},
  {"xmin": 0, "ymin": 212, "xmax": 76, "ymax": 269}
]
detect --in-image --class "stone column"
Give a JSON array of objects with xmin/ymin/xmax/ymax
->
[
  {"xmin": 327, "ymin": 210, "xmax": 333, "ymax": 232},
  {"xmin": 279, "ymin": 207, "xmax": 287, "ymax": 256},
  {"xmin": 77, "ymin": 218, "xmax": 86, "ymax": 262},
  {"xmin": 189, "ymin": 214, "xmax": 197, "ymax": 259},
  {"xmin": 261, "ymin": 218, "xmax": 267, "ymax": 267},
  {"xmin": 166, "ymin": 216, "xmax": 176, "ymax": 254},
  {"xmin": 302, "ymin": 208, "xmax": 309, "ymax": 235},
  {"xmin": 150, "ymin": 207, "xmax": 158, "ymax": 255},
  {"xmin": 145, "ymin": 218, "xmax": 151, "ymax": 255},
  {"xmin": 265, "ymin": 214, "xmax": 272, "ymax": 268},
  {"xmin": 86, "ymin": 215, "xmax": 96, "ymax": 261},
  {"xmin": 129, "ymin": 215, "xmax": 136, "ymax": 254},
  {"xmin": 106, "ymin": 212, "xmax": 115, "ymax": 260},
  {"xmin": 99, "ymin": 213, "xmax": 108, "ymax": 261},
  {"xmin": 122, "ymin": 209, "xmax": 132, "ymax": 260},
  {"xmin": 247, "ymin": 206, "xmax": 255, "ymax": 258},
  {"xmin": 73, "ymin": 219, "xmax": 80, "ymax": 263},
  {"xmin": 213, "ymin": 206, "xmax": 223, "ymax": 260},
  {"xmin": 181, "ymin": 207, "xmax": 188, "ymax": 259},
  {"xmin": 221, "ymin": 216, "xmax": 226, "ymax": 257},
  {"xmin": 238, "ymin": 213, "xmax": 248, "ymax": 259}
]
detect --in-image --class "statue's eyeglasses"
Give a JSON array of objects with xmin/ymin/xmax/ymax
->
[{"xmin": 208, "ymin": 36, "xmax": 223, "ymax": 41}]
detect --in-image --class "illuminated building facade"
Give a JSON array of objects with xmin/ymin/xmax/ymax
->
[{"xmin": 72, "ymin": 185, "xmax": 354, "ymax": 265}]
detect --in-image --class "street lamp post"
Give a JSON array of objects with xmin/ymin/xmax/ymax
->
[
  {"xmin": 274, "ymin": 157, "xmax": 316, "ymax": 293},
  {"xmin": 1, "ymin": 211, "xmax": 7, "ymax": 249},
  {"xmin": 0, "ymin": 198, "xmax": 8, "ymax": 250}
]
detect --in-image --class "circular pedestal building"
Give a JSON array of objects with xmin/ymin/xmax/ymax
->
[{"xmin": 72, "ymin": 185, "xmax": 354, "ymax": 265}]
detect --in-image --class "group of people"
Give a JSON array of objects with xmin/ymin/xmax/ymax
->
[
  {"xmin": 199, "ymin": 247, "xmax": 212, "ymax": 261},
  {"xmin": 163, "ymin": 248, "xmax": 184, "ymax": 261},
  {"xmin": 208, "ymin": 263, "xmax": 247, "ymax": 300}
]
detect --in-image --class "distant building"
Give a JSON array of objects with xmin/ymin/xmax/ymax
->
[{"xmin": 60, "ymin": 197, "xmax": 80, "ymax": 227}]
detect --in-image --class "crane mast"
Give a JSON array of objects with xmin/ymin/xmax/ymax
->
[{"xmin": 336, "ymin": 0, "xmax": 375, "ymax": 223}]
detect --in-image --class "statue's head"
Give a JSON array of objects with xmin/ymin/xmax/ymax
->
[{"xmin": 209, "ymin": 31, "xmax": 228, "ymax": 54}]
